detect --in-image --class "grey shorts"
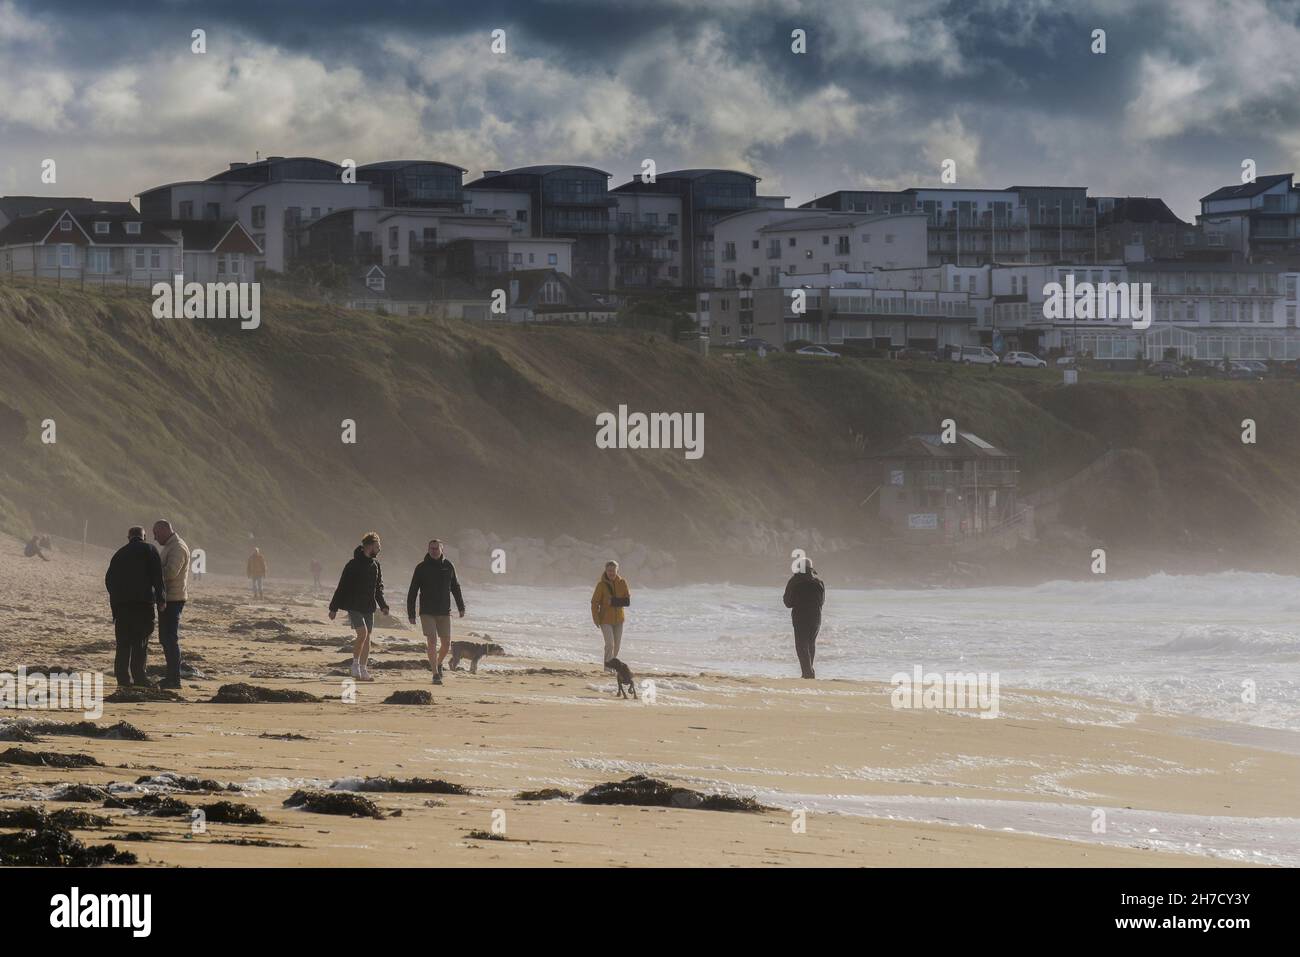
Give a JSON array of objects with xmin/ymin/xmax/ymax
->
[{"xmin": 347, "ymin": 610, "xmax": 374, "ymax": 632}]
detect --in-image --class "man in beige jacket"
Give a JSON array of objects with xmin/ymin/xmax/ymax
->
[{"xmin": 152, "ymin": 520, "xmax": 190, "ymax": 689}]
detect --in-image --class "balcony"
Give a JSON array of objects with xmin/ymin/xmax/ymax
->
[
  {"xmin": 612, "ymin": 221, "xmax": 673, "ymax": 235},
  {"xmin": 545, "ymin": 219, "xmax": 613, "ymax": 234},
  {"xmin": 543, "ymin": 191, "xmax": 618, "ymax": 207},
  {"xmin": 615, "ymin": 247, "xmax": 671, "ymax": 262}
]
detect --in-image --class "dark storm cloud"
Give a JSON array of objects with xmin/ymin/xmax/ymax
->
[{"xmin": 4, "ymin": 0, "xmax": 1300, "ymax": 218}]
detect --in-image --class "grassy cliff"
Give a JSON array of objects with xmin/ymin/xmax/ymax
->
[{"xmin": 1, "ymin": 280, "xmax": 1298, "ymax": 580}]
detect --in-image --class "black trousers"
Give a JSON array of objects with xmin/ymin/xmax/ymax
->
[
  {"xmin": 158, "ymin": 600, "xmax": 185, "ymax": 682},
  {"xmin": 792, "ymin": 610, "xmax": 821, "ymax": 678},
  {"xmin": 112, "ymin": 603, "xmax": 156, "ymax": 685}
]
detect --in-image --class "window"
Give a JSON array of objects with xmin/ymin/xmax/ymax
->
[
  {"xmin": 205, "ymin": 202, "xmax": 220, "ymax": 219},
  {"xmin": 724, "ymin": 269, "xmax": 736, "ymax": 286},
  {"xmin": 134, "ymin": 248, "xmax": 146, "ymax": 269},
  {"xmin": 862, "ymin": 233, "xmax": 871, "ymax": 243},
  {"xmin": 389, "ymin": 227, "xmax": 399, "ymax": 248},
  {"xmin": 251, "ymin": 206, "xmax": 266, "ymax": 229},
  {"xmin": 367, "ymin": 272, "xmax": 385, "ymax": 291},
  {"xmin": 787, "ymin": 237, "xmax": 796, "ymax": 247},
  {"xmin": 94, "ymin": 222, "xmax": 110, "ymax": 235},
  {"xmin": 528, "ymin": 253, "xmax": 535, "ymax": 263},
  {"xmin": 822, "ymin": 235, "xmax": 829, "ymax": 245},
  {"xmin": 60, "ymin": 219, "xmax": 72, "ymax": 232},
  {"xmin": 516, "ymin": 210, "xmax": 528, "ymax": 222},
  {"xmin": 60, "ymin": 244, "xmax": 74, "ymax": 268},
  {"xmin": 667, "ymin": 213, "xmax": 678, "ymax": 225},
  {"xmin": 88, "ymin": 248, "xmax": 110, "ymax": 273},
  {"xmin": 311, "ymin": 207, "xmax": 320, "ymax": 220},
  {"xmin": 125, "ymin": 222, "xmax": 141, "ymax": 235},
  {"xmin": 668, "ymin": 239, "xmax": 678, "ymax": 251},
  {"xmin": 150, "ymin": 248, "xmax": 162, "ymax": 269},
  {"xmin": 548, "ymin": 253, "xmax": 557, "ymax": 265},
  {"xmin": 179, "ymin": 201, "xmax": 194, "ymax": 220},
  {"xmin": 513, "ymin": 253, "xmax": 522, "ymax": 264},
  {"xmin": 723, "ymin": 242, "xmax": 736, "ymax": 261}
]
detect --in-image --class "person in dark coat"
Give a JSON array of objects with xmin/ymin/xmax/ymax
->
[
  {"xmin": 104, "ymin": 526, "xmax": 166, "ymax": 687},
  {"xmin": 407, "ymin": 539, "xmax": 466, "ymax": 685},
  {"xmin": 782, "ymin": 560, "xmax": 825, "ymax": 679},
  {"xmin": 328, "ymin": 532, "xmax": 389, "ymax": 682}
]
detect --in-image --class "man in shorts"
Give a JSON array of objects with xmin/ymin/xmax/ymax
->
[{"xmin": 406, "ymin": 539, "xmax": 466, "ymax": 685}]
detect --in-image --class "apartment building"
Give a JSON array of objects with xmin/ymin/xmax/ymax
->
[
  {"xmin": 1197, "ymin": 173, "xmax": 1300, "ymax": 265},
  {"xmin": 802, "ymin": 185, "xmax": 1099, "ymax": 265},
  {"xmin": 609, "ymin": 186, "xmax": 683, "ymax": 288},
  {"xmin": 1090, "ymin": 197, "xmax": 1229, "ymax": 264},
  {"xmin": 138, "ymin": 156, "xmax": 383, "ymax": 273},
  {"xmin": 713, "ymin": 209, "xmax": 929, "ymax": 288},
  {"xmin": 464, "ymin": 166, "xmax": 615, "ymax": 291},
  {"xmin": 612, "ymin": 169, "xmax": 774, "ymax": 288}
]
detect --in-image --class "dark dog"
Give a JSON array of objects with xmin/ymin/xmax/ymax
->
[
  {"xmin": 605, "ymin": 657, "xmax": 637, "ymax": 699},
  {"xmin": 447, "ymin": 641, "xmax": 505, "ymax": 674}
]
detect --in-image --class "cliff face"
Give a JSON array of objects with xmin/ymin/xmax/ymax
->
[{"xmin": 1, "ymin": 280, "xmax": 1298, "ymax": 582}]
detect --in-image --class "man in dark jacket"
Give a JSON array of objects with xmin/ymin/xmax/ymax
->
[
  {"xmin": 782, "ymin": 560, "xmax": 825, "ymax": 679},
  {"xmin": 407, "ymin": 539, "xmax": 465, "ymax": 685},
  {"xmin": 105, "ymin": 526, "xmax": 166, "ymax": 687},
  {"xmin": 328, "ymin": 532, "xmax": 389, "ymax": 682}
]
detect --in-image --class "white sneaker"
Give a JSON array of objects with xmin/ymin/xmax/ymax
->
[
  {"xmin": 350, "ymin": 658, "xmax": 361, "ymax": 680},
  {"xmin": 358, "ymin": 665, "xmax": 374, "ymax": 682}
]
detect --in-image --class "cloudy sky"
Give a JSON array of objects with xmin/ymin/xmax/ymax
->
[{"xmin": 2, "ymin": 0, "xmax": 1298, "ymax": 219}]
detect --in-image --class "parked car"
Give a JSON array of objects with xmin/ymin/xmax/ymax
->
[
  {"xmin": 736, "ymin": 337, "xmax": 778, "ymax": 354},
  {"xmin": 955, "ymin": 345, "xmax": 1000, "ymax": 366},
  {"xmin": 1224, "ymin": 360, "xmax": 1265, "ymax": 380},
  {"xmin": 1055, "ymin": 355, "xmax": 1079, "ymax": 367},
  {"xmin": 795, "ymin": 345, "xmax": 841, "ymax": 358},
  {"xmin": 1145, "ymin": 360, "xmax": 1189, "ymax": 378},
  {"xmin": 1003, "ymin": 351, "xmax": 1047, "ymax": 368},
  {"xmin": 1233, "ymin": 359, "xmax": 1270, "ymax": 376}
]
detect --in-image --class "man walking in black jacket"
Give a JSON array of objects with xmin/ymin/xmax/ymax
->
[
  {"xmin": 105, "ymin": 526, "xmax": 166, "ymax": 687},
  {"xmin": 782, "ymin": 560, "xmax": 825, "ymax": 679},
  {"xmin": 328, "ymin": 532, "xmax": 389, "ymax": 682},
  {"xmin": 407, "ymin": 539, "xmax": 465, "ymax": 685}
]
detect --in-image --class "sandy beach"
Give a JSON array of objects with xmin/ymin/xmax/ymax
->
[{"xmin": 2, "ymin": 540, "xmax": 1297, "ymax": 868}]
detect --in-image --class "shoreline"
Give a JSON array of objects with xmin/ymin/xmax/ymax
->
[{"xmin": 3, "ymin": 546, "xmax": 1298, "ymax": 867}]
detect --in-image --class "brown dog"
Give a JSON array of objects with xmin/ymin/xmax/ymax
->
[
  {"xmin": 605, "ymin": 657, "xmax": 637, "ymax": 699},
  {"xmin": 447, "ymin": 641, "xmax": 505, "ymax": 674}
]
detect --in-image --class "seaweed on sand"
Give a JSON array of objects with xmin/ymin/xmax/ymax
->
[
  {"xmin": 282, "ymin": 790, "xmax": 383, "ymax": 818},
  {"xmin": 575, "ymin": 775, "xmax": 768, "ymax": 813},
  {"xmin": 0, "ymin": 747, "xmax": 101, "ymax": 768},
  {"xmin": 209, "ymin": 683, "xmax": 320, "ymax": 704}
]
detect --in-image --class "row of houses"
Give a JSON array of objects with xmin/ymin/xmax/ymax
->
[{"xmin": 5, "ymin": 159, "xmax": 1300, "ymax": 349}]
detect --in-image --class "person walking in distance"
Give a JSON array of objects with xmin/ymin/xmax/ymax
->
[
  {"xmin": 310, "ymin": 559, "xmax": 322, "ymax": 590},
  {"xmin": 104, "ymin": 526, "xmax": 166, "ymax": 687},
  {"xmin": 591, "ymin": 560, "xmax": 630, "ymax": 669},
  {"xmin": 783, "ymin": 559, "xmax": 825, "ymax": 679},
  {"xmin": 152, "ymin": 519, "xmax": 190, "ymax": 690},
  {"xmin": 247, "ymin": 547, "xmax": 267, "ymax": 599},
  {"xmin": 328, "ymin": 532, "xmax": 389, "ymax": 682},
  {"xmin": 406, "ymin": 539, "xmax": 465, "ymax": 685}
]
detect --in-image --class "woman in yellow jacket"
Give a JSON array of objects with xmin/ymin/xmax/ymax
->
[{"xmin": 591, "ymin": 560, "xmax": 630, "ymax": 667}]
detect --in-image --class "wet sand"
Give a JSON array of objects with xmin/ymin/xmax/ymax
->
[{"xmin": 2, "ymin": 541, "xmax": 1296, "ymax": 867}]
